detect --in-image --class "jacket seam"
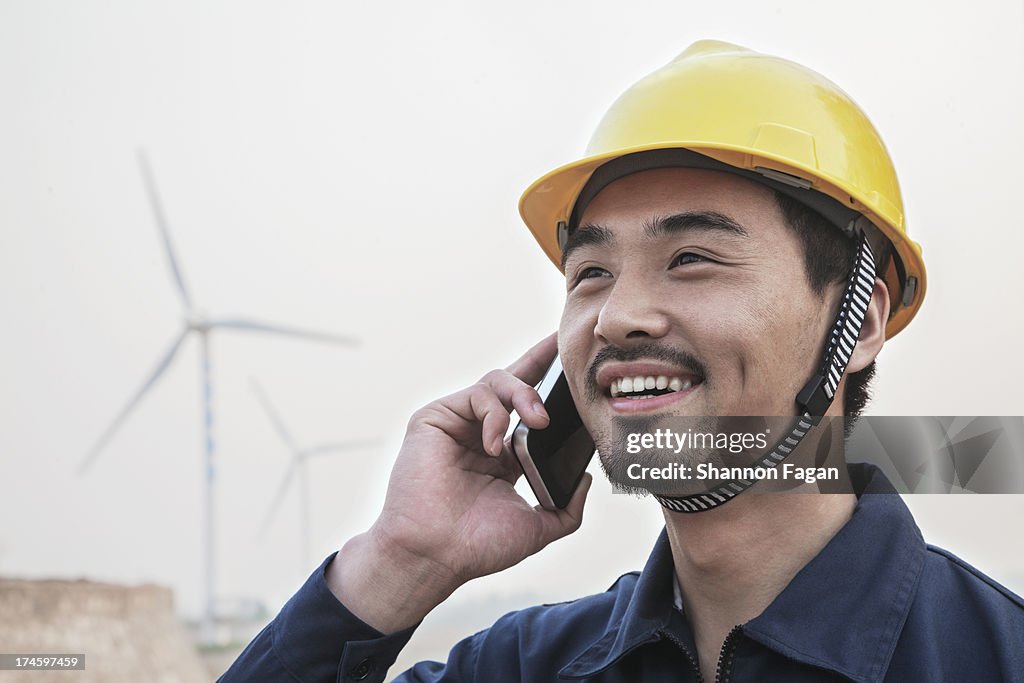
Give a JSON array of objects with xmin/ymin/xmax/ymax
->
[
  {"xmin": 465, "ymin": 628, "xmax": 488, "ymax": 681},
  {"xmin": 268, "ymin": 619, "xmax": 305, "ymax": 682},
  {"xmin": 867, "ymin": 537, "xmax": 924, "ymax": 682},
  {"xmin": 926, "ymin": 545, "xmax": 1024, "ymax": 609}
]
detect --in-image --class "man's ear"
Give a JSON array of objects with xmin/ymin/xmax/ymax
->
[{"xmin": 847, "ymin": 277, "xmax": 890, "ymax": 372}]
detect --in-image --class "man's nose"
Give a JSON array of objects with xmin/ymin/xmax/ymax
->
[{"xmin": 593, "ymin": 272, "xmax": 672, "ymax": 346}]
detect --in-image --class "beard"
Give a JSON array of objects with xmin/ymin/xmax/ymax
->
[{"xmin": 594, "ymin": 413, "xmax": 712, "ymax": 497}]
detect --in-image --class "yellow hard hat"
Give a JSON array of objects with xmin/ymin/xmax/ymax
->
[{"xmin": 519, "ymin": 40, "xmax": 925, "ymax": 337}]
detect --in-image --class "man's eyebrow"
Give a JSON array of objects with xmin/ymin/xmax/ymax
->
[
  {"xmin": 644, "ymin": 211, "xmax": 749, "ymax": 240},
  {"xmin": 559, "ymin": 211, "xmax": 748, "ymax": 269},
  {"xmin": 560, "ymin": 223, "xmax": 615, "ymax": 269}
]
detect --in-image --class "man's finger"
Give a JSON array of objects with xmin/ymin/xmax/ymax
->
[
  {"xmin": 536, "ymin": 472, "xmax": 592, "ymax": 545},
  {"xmin": 505, "ymin": 332, "xmax": 558, "ymax": 386},
  {"xmin": 467, "ymin": 389, "xmax": 512, "ymax": 457},
  {"xmin": 493, "ymin": 441, "xmax": 525, "ymax": 484},
  {"xmin": 477, "ymin": 370, "xmax": 549, "ymax": 429}
]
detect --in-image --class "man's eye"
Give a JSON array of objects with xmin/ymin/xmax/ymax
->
[
  {"xmin": 672, "ymin": 252, "xmax": 707, "ymax": 267},
  {"xmin": 578, "ymin": 266, "xmax": 610, "ymax": 280}
]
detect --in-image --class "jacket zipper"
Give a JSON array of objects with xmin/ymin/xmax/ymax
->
[
  {"xmin": 713, "ymin": 626, "xmax": 742, "ymax": 683},
  {"xmin": 659, "ymin": 629, "xmax": 705, "ymax": 682},
  {"xmin": 660, "ymin": 625, "xmax": 742, "ymax": 683}
]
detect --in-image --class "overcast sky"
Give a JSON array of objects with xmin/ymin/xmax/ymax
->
[{"xmin": 2, "ymin": 0, "xmax": 1022, "ymax": 640}]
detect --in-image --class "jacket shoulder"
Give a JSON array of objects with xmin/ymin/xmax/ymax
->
[
  {"xmin": 921, "ymin": 544, "xmax": 1024, "ymax": 613},
  {"xmin": 886, "ymin": 544, "xmax": 1024, "ymax": 680},
  {"xmin": 405, "ymin": 571, "xmax": 641, "ymax": 682},
  {"xmin": 485, "ymin": 571, "xmax": 641, "ymax": 649}
]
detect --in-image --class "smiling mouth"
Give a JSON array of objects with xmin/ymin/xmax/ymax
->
[{"xmin": 608, "ymin": 374, "xmax": 704, "ymax": 399}]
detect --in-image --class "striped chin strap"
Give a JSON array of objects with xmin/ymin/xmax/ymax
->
[{"xmin": 655, "ymin": 230, "xmax": 877, "ymax": 513}]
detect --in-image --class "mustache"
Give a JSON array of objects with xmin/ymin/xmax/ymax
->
[{"xmin": 584, "ymin": 342, "xmax": 710, "ymax": 401}]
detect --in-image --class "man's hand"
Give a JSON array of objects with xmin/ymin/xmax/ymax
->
[{"xmin": 326, "ymin": 333, "xmax": 592, "ymax": 633}]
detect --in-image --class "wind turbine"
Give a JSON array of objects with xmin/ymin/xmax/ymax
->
[
  {"xmin": 251, "ymin": 377, "xmax": 379, "ymax": 568},
  {"xmin": 77, "ymin": 150, "xmax": 358, "ymax": 644}
]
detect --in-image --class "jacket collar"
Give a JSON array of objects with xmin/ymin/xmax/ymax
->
[
  {"xmin": 561, "ymin": 464, "xmax": 926, "ymax": 682},
  {"xmin": 559, "ymin": 528, "xmax": 680, "ymax": 679}
]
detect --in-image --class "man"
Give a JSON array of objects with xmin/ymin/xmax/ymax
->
[{"xmin": 223, "ymin": 41, "xmax": 1023, "ymax": 681}]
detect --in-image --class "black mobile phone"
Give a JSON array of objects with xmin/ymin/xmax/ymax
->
[{"xmin": 511, "ymin": 355, "xmax": 595, "ymax": 510}]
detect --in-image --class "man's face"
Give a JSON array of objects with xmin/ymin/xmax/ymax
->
[{"xmin": 557, "ymin": 168, "xmax": 837, "ymax": 456}]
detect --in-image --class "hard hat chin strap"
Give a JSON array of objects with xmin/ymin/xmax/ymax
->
[{"xmin": 655, "ymin": 231, "xmax": 876, "ymax": 513}]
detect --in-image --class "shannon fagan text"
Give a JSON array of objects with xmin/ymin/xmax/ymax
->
[{"xmin": 626, "ymin": 462, "xmax": 840, "ymax": 485}]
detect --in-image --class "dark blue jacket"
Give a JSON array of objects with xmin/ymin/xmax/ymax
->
[{"xmin": 222, "ymin": 465, "xmax": 1024, "ymax": 682}]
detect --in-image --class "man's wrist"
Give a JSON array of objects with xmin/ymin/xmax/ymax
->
[{"xmin": 325, "ymin": 529, "xmax": 459, "ymax": 634}]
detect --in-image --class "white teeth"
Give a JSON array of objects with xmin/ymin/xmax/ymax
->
[{"xmin": 610, "ymin": 373, "xmax": 698, "ymax": 397}]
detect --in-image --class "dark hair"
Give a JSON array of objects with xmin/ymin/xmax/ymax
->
[{"xmin": 773, "ymin": 191, "xmax": 877, "ymax": 427}]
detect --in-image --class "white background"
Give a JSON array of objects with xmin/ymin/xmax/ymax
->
[{"xmin": 1, "ymin": 0, "xmax": 1022, "ymax": 661}]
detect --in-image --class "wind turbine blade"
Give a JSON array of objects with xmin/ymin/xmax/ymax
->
[
  {"xmin": 137, "ymin": 149, "xmax": 193, "ymax": 310},
  {"xmin": 249, "ymin": 377, "xmax": 298, "ymax": 451},
  {"xmin": 209, "ymin": 318, "xmax": 358, "ymax": 347},
  {"xmin": 301, "ymin": 439, "xmax": 382, "ymax": 459},
  {"xmin": 260, "ymin": 461, "xmax": 298, "ymax": 535},
  {"xmin": 78, "ymin": 329, "xmax": 189, "ymax": 474}
]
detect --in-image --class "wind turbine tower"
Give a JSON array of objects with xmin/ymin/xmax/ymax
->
[{"xmin": 252, "ymin": 377, "xmax": 378, "ymax": 568}]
